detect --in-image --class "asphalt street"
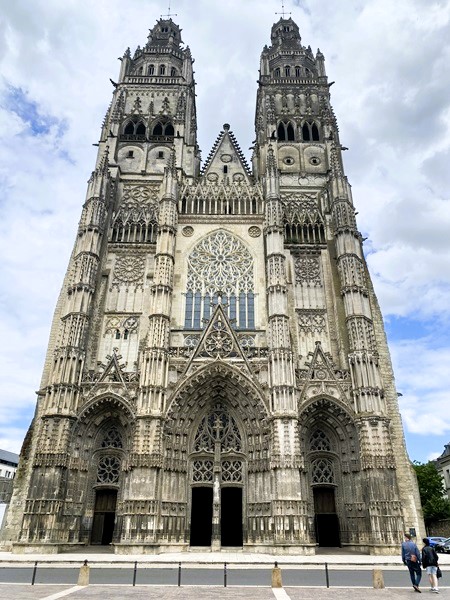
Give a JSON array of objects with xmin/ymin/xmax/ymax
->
[{"xmin": 0, "ymin": 565, "xmax": 442, "ymax": 587}]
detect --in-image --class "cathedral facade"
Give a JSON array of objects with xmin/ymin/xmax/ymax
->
[{"xmin": 3, "ymin": 16, "xmax": 423, "ymax": 555}]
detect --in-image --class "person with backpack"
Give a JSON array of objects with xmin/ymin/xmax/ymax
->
[
  {"xmin": 422, "ymin": 538, "xmax": 440, "ymax": 593},
  {"xmin": 402, "ymin": 532, "xmax": 422, "ymax": 592}
]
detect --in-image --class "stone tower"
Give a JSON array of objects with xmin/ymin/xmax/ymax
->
[{"xmin": 3, "ymin": 16, "xmax": 423, "ymax": 555}]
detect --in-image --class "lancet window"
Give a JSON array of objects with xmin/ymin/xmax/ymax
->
[
  {"xmin": 277, "ymin": 120, "xmax": 295, "ymax": 141},
  {"xmin": 184, "ymin": 230, "xmax": 255, "ymax": 330},
  {"xmin": 150, "ymin": 119, "xmax": 175, "ymax": 138},
  {"xmin": 301, "ymin": 121, "xmax": 320, "ymax": 142},
  {"xmin": 122, "ymin": 118, "xmax": 146, "ymax": 140}
]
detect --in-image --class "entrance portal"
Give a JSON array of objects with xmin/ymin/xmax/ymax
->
[
  {"xmin": 221, "ymin": 487, "xmax": 243, "ymax": 546},
  {"xmin": 313, "ymin": 487, "xmax": 340, "ymax": 547},
  {"xmin": 91, "ymin": 489, "xmax": 117, "ymax": 545},
  {"xmin": 190, "ymin": 487, "xmax": 213, "ymax": 546}
]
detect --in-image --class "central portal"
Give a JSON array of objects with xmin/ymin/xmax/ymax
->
[{"xmin": 189, "ymin": 402, "xmax": 244, "ymax": 548}]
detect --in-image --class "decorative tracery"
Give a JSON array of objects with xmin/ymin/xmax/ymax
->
[
  {"xmin": 101, "ymin": 427, "xmax": 123, "ymax": 449},
  {"xmin": 97, "ymin": 456, "xmax": 121, "ymax": 484},
  {"xmin": 311, "ymin": 458, "xmax": 334, "ymax": 484},
  {"xmin": 191, "ymin": 403, "xmax": 244, "ymax": 486},
  {"xmin": 193, "ymin": 404, "xmax": 242, "ymax": 453},
  {"xmin": 309, "ymin": 430, "xmax": 332, "ymax": 452},
  {"xmin": 184, "ymin": 230, "xmax": 255, "ymax": 329}
]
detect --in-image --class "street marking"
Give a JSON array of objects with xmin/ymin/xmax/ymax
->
[
  {"xmin": 272, "ymin": 588, "xmax": 292, "ymax": 600},
  {"xmin": 42, "ymin": 586, "xmax": 84, "ymax": 600}
]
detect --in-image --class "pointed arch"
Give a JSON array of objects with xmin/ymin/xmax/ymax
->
[
  {"xmin": 150, "ymin": 118, "xmax": 174, "ymax": 138},
  {"xmin": 277, "ymin": 120, "xmax": 296, "ymax": 142},
  {"xmin": 122, "ymin": 118, "xmax": 146, "ymax": 139}
]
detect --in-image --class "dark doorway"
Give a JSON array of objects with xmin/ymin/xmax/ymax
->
[
  {"xmin": 313, "ymin": 487, "xmax": 340, "ymax": 547},
  {"xmin": 91, "ymin": 489, "xmax": 117, "ymax": 545},
  {"xmin": 190, "ymin": 487, "xmax": 213, "ymax": 546},
  {"xmin": 221, "ymin": 487, "xmax": 243, "ymax": 546}
]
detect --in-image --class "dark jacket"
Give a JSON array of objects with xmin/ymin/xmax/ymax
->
[{"xmin": 422, "ymin": 545, "xmax": 439, "ymax": 568}]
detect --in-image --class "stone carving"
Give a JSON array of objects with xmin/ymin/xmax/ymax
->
[
  {"xmin": 114, "ymin": 256, "xmax": 145, "ymax": 284},
  {"xmin": 122, "ymin": 184, "xmax": 159, "ymax": 209},
  {"xmin": 294, "ymin": 255, "xmax": 322, "ymax": 285},
  {"xmin": 182, "ymin": 226, "xmax": 194, "ymax": 237},
  {"xmin": 297, "ymin": 309, "xmax": 326, "ymax": 334},
  {"xmin": 248, "ymin": 226, "xmax": 261, "ymax": 238}
]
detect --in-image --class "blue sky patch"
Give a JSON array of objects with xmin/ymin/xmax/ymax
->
[{"xmin": 2, "ymin": 84, "xmax": 66, "ymax": 137}]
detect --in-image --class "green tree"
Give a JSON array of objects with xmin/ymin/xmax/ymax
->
[{"xmin": 413, "ymin": 461, "xmax": 450, "ymax": 526}]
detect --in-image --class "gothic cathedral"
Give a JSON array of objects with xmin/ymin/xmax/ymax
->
[{"xmin": 3, "ymin": 16, "xmax": 423, "ymax": 555}]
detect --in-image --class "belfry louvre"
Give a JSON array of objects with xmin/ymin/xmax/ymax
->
[{"xmin": 3, "ymin": 15, "xmax": 423, "ymax": 555}]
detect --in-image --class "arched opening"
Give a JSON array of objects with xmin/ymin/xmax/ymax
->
[
  {"xmin": 68, "ymin": 397, "xmax": 134, "ymax": 546},
  {"xmin": 150, "ymin": 119, "xmax": 174, "ymax": 138},
  {"xmin": 299, "ymin": 397, "xmax": 360, "ymax": 549},
  {"xmin": 302, "ymin": 123, "xmax": 311, "ymax": 141},
  {"xmin": 189, "ymin": 402, "xmax": 244, "ymax": 547},
  {"xmin": 148, "ymin": 64, "xmax": 155, "ymax": 75},
  {"xmin": 164, "ymin": 364, "xmax": 269, "ymax": 548}
]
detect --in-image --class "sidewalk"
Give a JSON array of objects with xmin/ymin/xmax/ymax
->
[
  {"xmin": 0, "ymin": 585, "xmax": 448, "ymax": 600},
  {"xmin": 2, "ymin": 548, "xmax": 450, "ymax": 566}
]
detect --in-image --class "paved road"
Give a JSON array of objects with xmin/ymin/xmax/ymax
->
[{"xmin": 0, "ymin": 565, "xmax": 443, "ymax": 587}]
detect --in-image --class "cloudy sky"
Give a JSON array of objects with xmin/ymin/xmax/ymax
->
[{"xmin": 1, "ymin": 0, "xmax": 449, "ymax": 463}]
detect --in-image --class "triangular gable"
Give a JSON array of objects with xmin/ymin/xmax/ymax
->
[
  {"xmin": 98, "ymin": 350, "xmax": 126, "ymax": 385},
  {"xmin": 184, "ymin": 302, "xmax": 253, "ymax": 376},
  {"xmin": 201, "ymin": 124, "xmax": 251, "ymax": 181},
  {"xmin": 299, "ymin": 342, "xmax": 351, "ymax": 403}
]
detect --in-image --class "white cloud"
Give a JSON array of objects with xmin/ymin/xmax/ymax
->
[{"xmin": 0, "ymin": 0, "xmax": 449, "ymax": 463}]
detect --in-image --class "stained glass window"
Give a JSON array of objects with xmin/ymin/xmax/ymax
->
[{"xmin": 185, "ymin": 230, "xmax": 255, "ymax": 329}]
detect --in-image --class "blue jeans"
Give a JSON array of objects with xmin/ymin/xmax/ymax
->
[{"xmin": 407, "ymin": 560, "xmax": 422, "ymax": 587}]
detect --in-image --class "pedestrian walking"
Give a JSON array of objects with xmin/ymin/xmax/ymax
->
[
  {"xmin": 402, "ymin": 532, "xmax": 422, "ymax": 592},
  {"xmin": 422, "ymin": 537, "xmax": 440, "ymax": 593}
]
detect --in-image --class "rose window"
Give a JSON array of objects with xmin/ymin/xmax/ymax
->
[
  {"xmin": 97, "ymin": 456, "xmax": 121, "ymax": 484},
  {"xmin": 184, "ymin": 230, "xmax": 255, "ymax": 329}
]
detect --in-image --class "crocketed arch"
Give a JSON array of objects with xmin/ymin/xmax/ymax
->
[
  {"xmin": 184, "ymin": 230, "xmax": 255, "ymax": 330},
  {"xmin": 299, "ymin": 396, "xmax": 359, "ymax": 471},
  {"xmin": 164, "ymin": 363, "xmax": 270, "ymax": 474}
]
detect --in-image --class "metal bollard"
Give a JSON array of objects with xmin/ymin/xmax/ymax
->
[
  {"xmin": 77, "ymin": 559, "xmax": 90, "ymax": 586},
  {"xmin": 224, "ymin": 562, "xmax": 227, "ymax": 587},
  {"xmin": 272, "ymin": 560, "xmax": 283, "ymax": 588},
  {"xmin": 325, "ymin": 562, "xmax": 330, "ymax": 588},
  {"xmin": 31, "ymin": 561, "xmax": 38, "ymax": 585},
  {"xmin": 132, "ymin": 560, "xmax": 138, "ymax": 586},
  {"xmin": 178, "ymin": 561, "xmax": 182, "ymax": 586}
]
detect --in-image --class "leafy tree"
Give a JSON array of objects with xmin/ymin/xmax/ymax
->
[{"xmin": 413, "ymin": 461, "xmax": 450, "ymax": 526}]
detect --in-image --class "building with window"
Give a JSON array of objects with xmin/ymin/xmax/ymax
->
[
  {"xmin": 0, "ymin": 449, "xmax": 19, "ymax": 530},
  {"xmin": 3, "ymin": 15, "xmax": 423, "ymax": 555}
]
